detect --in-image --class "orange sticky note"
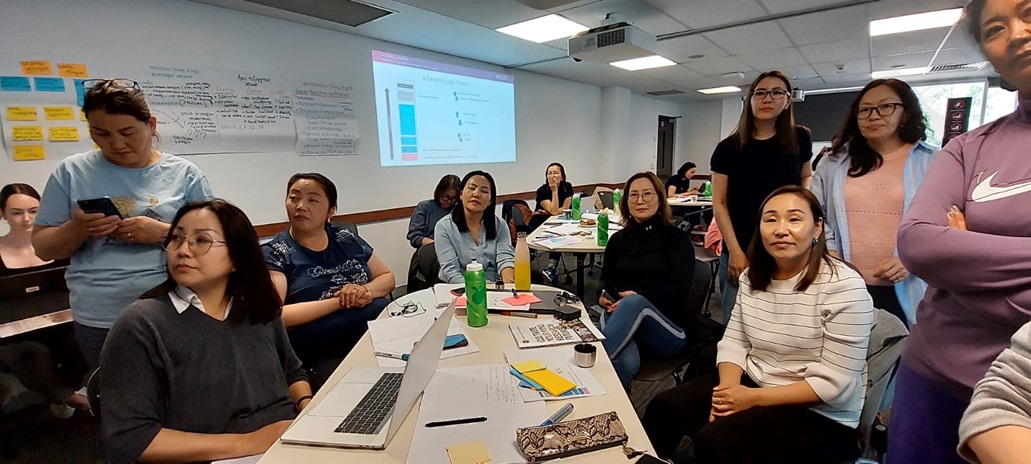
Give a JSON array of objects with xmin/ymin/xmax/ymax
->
[
  {"xmin": 20, "ymin": 60, "xmax": 53, "ymax": 75},
  {"xmin": 12, "ymin": 126, "xmax": 44, "ymax": 141},
  {"xmin": 13, "ymin": 145, "xmax": 45, "ymax": 161},
  {"xmin": 44, "ymin": 106, "xmax": 74, "ymax": 120},
  {"xmin": 5, "ymin": 107, "xmax": 38, "ymax": 121},
  {"xmin": 48, "ymin": 127, "xmax": 79, "ymax": 142},
  {"xmin": 57, "ymin": 63, "xmax": 88, "ymax": 78}
]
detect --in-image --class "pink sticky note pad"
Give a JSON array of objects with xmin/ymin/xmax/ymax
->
[{"xmin": 503, "ymin": 293, "xmax": 542, "ymax": 305}]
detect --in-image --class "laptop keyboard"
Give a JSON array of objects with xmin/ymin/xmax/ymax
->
[{"xmin": 334, "ymin": 372, "xmax": 404, "ymax": 435}]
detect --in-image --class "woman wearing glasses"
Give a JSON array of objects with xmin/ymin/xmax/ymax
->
[
  {"xmin": 407, "ymin": 174, "xmax": 461, "ymax": 248},
  {"xmin": 102, "ymin": 200, "xmax": 311, "ymax": 464},
  {"xmin": 598, "ymin": 172, "xmax": 695, "ymax": 390},
  {"xmin": 32, "ymin": 78, "xmax": 214, "ymax": 370},
  {"xmin": 710, "ymin": 71, "xmax": 813, "ymax": 325},
  {"xmin": 810, "ymin": 79, "xmax": 936, "ymax": 328},
  {"xmin": 435, "ymin": 171, "xmax": 515, "ymax": 284},
  {"xmin": 887, "ymin": 0, "xmax": 1031, "ymax": 461},
  {"xmin": 533, "ymin": 162, "xmax": 574, "ymax": 285},
  {"xmin": 262, "ymin": 173, "xmax": 395, "ymax": 370}
]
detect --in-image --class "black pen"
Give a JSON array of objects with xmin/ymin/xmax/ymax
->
[{"xmin": 425, "ymin": 417, "xmax": 487, "ymax": 428}]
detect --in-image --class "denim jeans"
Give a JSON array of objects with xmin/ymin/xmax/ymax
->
[
  {"xmin": 599, "ymin": 294, "xmax": 687, "ymax": 390},
  {"xmin": 718, "ymin": 252, "xmax": 738, "ymax": 326}
]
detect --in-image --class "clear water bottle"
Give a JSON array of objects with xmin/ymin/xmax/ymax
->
[
  {"xmin": 597, "ymin": 211, "xmax": 609, "ymax": 246},
  {"xmin": 571, "ymin": 193, "xmax": 582, "ymax": 220},
  {"xmin": 515, "ymin": 231, "xmax": 531, "ymax": 291},
  {"xmin": 464, "ymin": 260, "xmax": 488, "ymax": 327},
  {"xmin": 611, "ymin": 189, "xmax": 622, "ymax": 209}
]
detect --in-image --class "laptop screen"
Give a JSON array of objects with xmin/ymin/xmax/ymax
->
[{"xmin": 0, "ymin": 265, "xmax": 70, "ymax": 323}]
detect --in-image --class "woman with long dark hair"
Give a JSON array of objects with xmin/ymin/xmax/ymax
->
[
  {"xmin": 710, "ymin": 71, "xmax": 813, "ymax": 325},
  {"xmin": 532, "ymin": 162, "xmax": 574, "ymax": 285},
  {"xmin": 407, "ymin": 174, "xmax": 460, "ymax": 248},
  {"xmin": 434, "ymin": 171, "xmax": 515, "ymax": 284},
  {"xmin": 102, "ymin": 200, "xmax": 311, "ymax": 464},
  {"xmin": 810, "ymin": 78, "xmax": 936, "ymax": 328},
  {"xmin": 643, "ymin": 186, "xmax": 872, "ymax": 463}
]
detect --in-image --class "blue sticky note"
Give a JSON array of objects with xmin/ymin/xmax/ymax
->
[
  {"xmin": 0, "ymin": 76, "xmax": 32, "ymax": 92},
  {"xmin": 74, "ymin": 79, "xmax": 87, "ymax": 106},
  {"xmin": 34, "ymin": 77, "xmax": 66, "ymax": 92}
]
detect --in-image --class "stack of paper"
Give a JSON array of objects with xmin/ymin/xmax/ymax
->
[
  {"xmin": 367, "ymin": 311, "xmax": 479, "ymax": 367},
  {"xmin": 508, "ymin": 317, "xmax": 605, "ymax": 349},
  {"xmin": 505, "ymin": 347, "xmax": 607, "ymax": 402}
]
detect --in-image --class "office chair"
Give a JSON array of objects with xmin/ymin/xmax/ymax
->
[
  {"xmin": 596, "ymin": 191, "xmax": 614, "ymax": 210},
  {"xmin": 406, "ymin": 243, "xmax": 440, "ymax": 294},
  {"xmin": 86, "ymin": 368, "xmax": 101, "ymax": 419},
  {"xmin": 330, "ymin": 218, "xmax": 359, "ymax": 236}
]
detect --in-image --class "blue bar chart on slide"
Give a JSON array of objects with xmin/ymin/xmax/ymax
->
[{"xmin": 372, "ymin": 50, "xmax": 516, "ymax": 167}]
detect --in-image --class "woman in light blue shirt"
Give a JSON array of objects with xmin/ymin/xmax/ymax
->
[{"xmin": 434, "ymin": 171, "xmax": 515, "ymax": 284}]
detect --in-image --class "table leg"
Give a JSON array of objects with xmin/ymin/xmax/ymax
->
[{"xmin": 576, "ymin": 253, "xmax": 586, "ymax": 298}]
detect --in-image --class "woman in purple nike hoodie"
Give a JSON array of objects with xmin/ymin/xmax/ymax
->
[{"xmin": 888, "ymin": 0, "xmax": 1031, "ymax": 462}]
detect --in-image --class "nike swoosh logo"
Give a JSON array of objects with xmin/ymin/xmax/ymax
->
[{"xmin": 971, "ymin": 172, "xmax": 1031, "ymax": 202}]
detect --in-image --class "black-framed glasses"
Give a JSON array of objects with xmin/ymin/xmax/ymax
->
[
  {"xmin": 627, "ymin": 192, "xmax": 656, "ymax": 203},
  {"xmin": 162, "ymin": 232, "xmax": 227, "ymax": 255},
  {"xmin": 857, "ymin": 102, "xmax": 904, "ymax": 119},
  {"xmin": 389, "ymin": 301, "xmax": 427, "ymax": 318},
  {"xmin": 751, "ymin": 89, "xmax": 789, "ymax": 100},
  {"xmin": 440, "ymin": 193, "xmax": 458, "ymax": 203},
  {"xmin": 554, "ymin": 291, "xmax": 580, "ymax": 306},
  {"xmin": 80, "ymin": 78, "xmax": 140, "ymax": 91}
]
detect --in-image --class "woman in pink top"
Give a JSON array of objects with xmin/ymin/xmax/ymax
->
[{"xmin": 810, "ymin": 78, "xmax": 937, "ymax": 328}]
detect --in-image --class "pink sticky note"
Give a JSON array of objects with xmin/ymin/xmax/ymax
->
[{"xmin": 503, "ymin": 293, "xmax": 542, "ymax": 306}]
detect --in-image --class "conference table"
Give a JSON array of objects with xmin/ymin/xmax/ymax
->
[
  {"xmin": 260, "ymin": 285, "xmax": 653, "ymax": 464},
  {"xmin": 525, "ymin": 218, "xmax": 614, "ymax": 299}
]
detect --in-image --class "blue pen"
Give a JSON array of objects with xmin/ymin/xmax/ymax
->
[{"xmin": 540, "ymin": 403, "xmax": 574, "ymax": 426}]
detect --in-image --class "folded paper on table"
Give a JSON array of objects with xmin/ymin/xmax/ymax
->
[
  {"xmin": 406, "ymin": 364, "xmax": 547, "ymax": 464},
  {"xmin": 509, "ymin": 317, "xmax": 605, "ymax": 349}
]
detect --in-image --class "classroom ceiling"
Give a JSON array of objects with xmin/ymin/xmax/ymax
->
[{"xmin": 191, "ymin": 0, "xmax": 992, "ymax": 103}]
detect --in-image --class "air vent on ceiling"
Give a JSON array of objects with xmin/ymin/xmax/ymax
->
[
  {"xmin": 647, "ymin": 89, "xmax": 684, "ymax": 96},
  {"xmin": 929, "ymin": 61, "xmax": 989, "ymax": 73},
  {"xmin": 243, "ymin": 0, "xmax": 392, "ymax": 27}
]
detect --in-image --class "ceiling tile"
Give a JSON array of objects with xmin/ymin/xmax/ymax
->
[
  {"xmin": 655, "ymin": 35, "xmax": 729, "ymax": 62},
  {"xmin": 737, "ymin": 47, "xmax": 809, "ymax": 70},
  {"xmin": 558, "ymin": 0, "xmax": 688, "ymax": 35},
  {"xmin": 780, "ymin": 64, "xmax": 819, "ymax": 80},
  {"xmin": 640, "ymin": 64, "xmax": 707, "ymax": 82},
  {"xmin": 644, "ymin": 0, "xmax": 766, "ymax": 29},
  {"xmin": 703, "ymin": 22, "xmax": 794, "ymax": 55},
  {"xmin": 813, "ymin": 58, "xmax": 871, "ymax": 77},
  {"xmin": 791, "ymin": 76, "xmax": 827, "ymax": 90},
  {"xmin": 867, "ymin": 0, "xmax": 967, "ymax": 21},
  {"xmin": 943, "ymin": 28, "xmax": 980, "ymax": 49},
  {"xmin": 685, "ymin": 56, "xmax": 753, "ymax": 76},
  {"xmin": 872, "ymin": 51, "xmax": 934, "ymax": 71},
  {"xmin": 759, "ymin": 0, "xmax": 846, "ymax": 15},
  {"xmin": 933, "ymin": 47, "xmax": 988, "ymax": 66},
  {"xmin": 401, "ymin": 0, "xmax": 543, "ymax": 29},
  {"xmin": 798, "ymin": 38, "xmax": 870, "ymax": 63},
  {"xmin": 820, "ymin": 73, "xmax": 875, "ymax": 84},
  {"xmin": 871, "ymin": 28, "xmax": 948, "ymax": 56},
  {"xmin": 778, "ymin": 5, "xmax": 868, "ymax": 46}
]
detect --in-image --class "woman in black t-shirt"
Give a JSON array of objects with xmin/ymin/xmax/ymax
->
[
  {"xmin": 531, "ymin": 163, "xmax": 573, "ymax": 285},
  {"xmin": 666, "ymin": 162, "xmax": 700, "ymax": 197},
  {"xmin": 709, "ymin": 71, "xmax": 813, "ymax": 325}
]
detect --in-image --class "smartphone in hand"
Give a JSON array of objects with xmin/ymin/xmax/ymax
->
[
  {"xmin": 601, "ymin": 289, "xmax": 620, "ymax": 302},
  {"xmin": 77, "ymin": 197, "xmax": 124, "ymax": 219}
]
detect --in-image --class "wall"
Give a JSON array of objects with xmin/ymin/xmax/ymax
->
[
  {"xmin": 626, "ymin": 94, "xmax": 681, "ymax": 177},
  {"xmin": 0, "ymin": 0, "xmax": 682, "ymax": 283}
]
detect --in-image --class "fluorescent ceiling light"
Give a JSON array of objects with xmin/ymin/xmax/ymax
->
[
  {"xmin": 870, "ymin": 8, "xmax": 963, "ymax": 36},
  {"xmin": 697, "ymin": 86, "xmax": 742, "ymax": 95},
  {"xmin": 803, "ymin": 86, "xmax": 865, "ymax": 96},
  {"xmin": 609, "ymin": 55, "xmax": 677, "ymax": 71},
  {"xmin": 871, "ymin": 67, "xmax": 930, "ymax": 79},
  {"xmin": 496, "ymin": 14, "xmax": 589, "ymax": 43}
]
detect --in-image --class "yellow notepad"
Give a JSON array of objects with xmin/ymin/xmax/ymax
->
[
  {"xmin": 511, "ymin": 360, "xmax": 546, "ymax": 374},
  {"xmin": 524, "ymin": 368, "xmax": 577, "ymax": 396},
  {"xmin": 447, "ymin": 440, "xmax": 493, "ymax": 464}
]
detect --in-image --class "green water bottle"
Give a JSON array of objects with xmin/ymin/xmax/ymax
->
[
  {"xmin": 597, "ymin": 211, "xmax": 609, "ymax": 246},
  {"xmin": 464, "ymin": 260, "xmax": 488, "ymax": 327},
  {"xmin": 612, "ymin": 189, "xmax": 622, "ymax": 209},
  {"xmin": 703, "ymin": 181, "xmax": 712, "ymax": 197},
  {"xmin": 571, "ymin": 193, "xmax": 582, "ymax": 220}
]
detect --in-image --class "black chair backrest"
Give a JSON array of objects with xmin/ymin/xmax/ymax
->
[
  {"xmin": 330, "ymin": 219, "xmax": 359, "ymax": 236},
  {"xmin": 501, "ymin": 199, "xmax": 530, "ymax": 222},
  {"xmin": 511, "ymin": 206, "xmax": 526, "ymax": 228},
  {"xmin": 407, "ymin": 242, "xmax": 441, "ymax": 293},
  {"xmin": 597, "ymin": 191, "xmax": 614, "ymax": 210},
  {"xmin": 685, "ymin": 259, "xmax": 712, "ymax": 318}
]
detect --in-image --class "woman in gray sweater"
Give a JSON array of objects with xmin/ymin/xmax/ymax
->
[{"xmin": 101, "ymin": 199, "xmax": 312, "ymax": 463}]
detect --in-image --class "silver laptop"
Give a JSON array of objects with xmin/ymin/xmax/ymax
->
[{"xmin": 280, "ymin": 300, "xmax": 456, "ymax": 449}]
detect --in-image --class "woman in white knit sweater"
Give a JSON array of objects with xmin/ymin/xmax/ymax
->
[{"xmin": 642, "ymin": 185, "xmax": 874, "ymax": 463}]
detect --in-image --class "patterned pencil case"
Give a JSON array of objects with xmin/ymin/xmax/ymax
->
[{"xmin": 515, "ymin": 411, "xmax": 628, "ymax": 462}]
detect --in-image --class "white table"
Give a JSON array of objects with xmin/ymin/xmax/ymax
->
[
  {"xmin": 667, "ymin": 197, "xmax": 713, "ymax": 208},
  {"xmin": 260, "ymin": 286, "xmax": 652, "ymax": 464},
  {"xmin": 526, "ymin": 219, "xmax": 612, "ymax": 298}
]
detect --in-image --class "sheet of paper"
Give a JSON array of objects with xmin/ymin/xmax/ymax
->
[
  {"xmin": 369, "ymin": 312, "xmax": 478, "ymax": 367},
  {"xmin": 531, "ymin": 235, "xmax": 584, "ymax": 250},
  {"xmin": 406, "ymin": 364, "xmax": 547, "ymax": 464},
  {"xmin": 504, "ymin": 347, "xmax": 607, "ymax": 402},
  {"xmin": 212, "ymin": 455, "xmax": 261, "ymax": 464},
  {"xmin": 543, "ymin": 223, "xmax": 581, "ymax": 235},
  {"xmin": 431, "ymin": 284, "xmax": 530, "ymax": 311}
]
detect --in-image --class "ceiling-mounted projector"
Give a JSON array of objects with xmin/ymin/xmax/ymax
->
[
  {"xmin": 515, "ymin": 0, "xmax": 584, "ymax": 9},
  {"xmin": 568, "ymin": 22, "xmax": 659, "ymax": 63}
]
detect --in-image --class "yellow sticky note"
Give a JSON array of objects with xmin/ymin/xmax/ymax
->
[
  {"xmin": 524, "ymin": 369, "xmax": 576, "ymax": 397},
  {"xmin": 12, "ymin": 126, "xmax": 44, "ymax": 141},
  {"xmin": 512, "ymin": 360, "xmax": 546, "ymax": 374},
  {"xmin": 20, "ymin": 60, "xmax": 53, "ymax": 75},
  {"xmin": 13, "ymin": 145, "xmax": 45, "ymax": 161},
  {"xmin": 48, "ymin": 127, "xmax": 79, "ymax": 142},
  {"xmin": 57, "ymin": 63, "xmax": 88, "ymax": 78},
  {"xmin": 45, "ymin": 106, "xmax": 75, "ymax": 120},
  {"xmin": 6, "ymin": 107, "xmax": 38, "ymax": 121},
  {"xmin": 80, "ymin": 109, "xmax": 87, "ymax": 122},
  {"xmin": 446, "ymin": 441, "xmax": 493, "ymax": 464}
]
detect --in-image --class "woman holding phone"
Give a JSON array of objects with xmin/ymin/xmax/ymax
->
[{"xmin": 33, "ymin": 79, "xmax": 214, "ymax": 369}]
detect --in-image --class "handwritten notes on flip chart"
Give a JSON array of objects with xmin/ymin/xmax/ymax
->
[
  {"xmin": 294, "ymin": 81, "xmax": 359, "ymax": 156},
  {"xmin": 48, "ymin": 127, "xmax": 79, "ymax": 142},
  {"xmin": 20, "ymin": 61, "xmax": 53, "ymax": 76},
  {"xmin": 5, "ymin": 107, "xmax": 38, "ymax": 121},
  {"xmin": 12, "ymin": 126, "xmax": 43, "ymax": 142},
  {"xmin": 12, "ymin": 145, "xmax": 45, "ymax": 161},
  {"xmin": 57, "ymin": 63, "xmax": 88, "ymax": 78},
  {"xmin": 44, "ymin": 106, "xmax": 74, "ymax": 120},
  {"xmin": 0, "ymin": 77, "xmax": 32, "ymax": 92}
]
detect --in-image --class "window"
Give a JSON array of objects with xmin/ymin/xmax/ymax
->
[{"xmin": 911, "ymin": 81, "xmax": 1018, "ymax": 147}]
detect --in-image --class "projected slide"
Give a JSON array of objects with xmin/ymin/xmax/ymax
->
[{"xmin": 372, "ymin": 50, "xmax": 516, "ymax": 167}]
